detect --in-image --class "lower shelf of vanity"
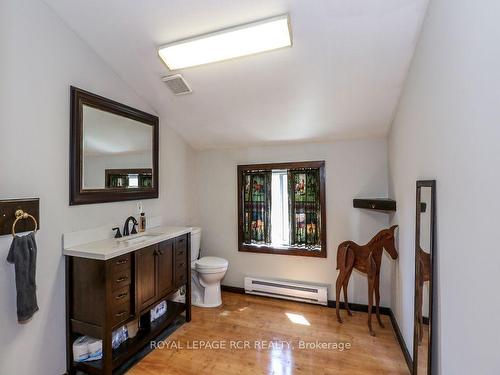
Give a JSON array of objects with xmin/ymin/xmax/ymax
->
[{"xmin": 72, "ymin": 300, "xmax": 186, "ymax": 374}]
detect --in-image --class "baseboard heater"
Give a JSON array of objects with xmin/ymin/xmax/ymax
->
[{"xmin": 244, "ymin": 277, "xmax": 328, "ymax": 306}]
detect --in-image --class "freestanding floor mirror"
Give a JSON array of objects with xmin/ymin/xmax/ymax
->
[{"xmin": 413, "ymin": 180, "xmax": 436, "ymax": 375}]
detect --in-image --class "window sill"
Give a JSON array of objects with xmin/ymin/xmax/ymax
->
[{"xmin": 239, "ymin": 244, "xmax": 326, "ymax": 258}]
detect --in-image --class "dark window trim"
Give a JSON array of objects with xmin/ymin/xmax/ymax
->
[{"xmin": 237, "ymin": 161, "xmax": 326, "ymax": 258}]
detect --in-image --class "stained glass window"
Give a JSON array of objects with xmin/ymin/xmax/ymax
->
[
  {"xmin": 242, "ymin": 171, "xmax": 272, "ymax": 244},
  {"xmin": 238, "ymin": 161, "xmax": 325, "ymax": 257},
  {"xmin": 289, "ymin": 169, "xmax": 321, "ymax": 249}
]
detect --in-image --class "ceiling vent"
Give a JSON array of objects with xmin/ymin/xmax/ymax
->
[{"xmin": 161, "ymin": 74, "xmax": 192, "ymax": 95}]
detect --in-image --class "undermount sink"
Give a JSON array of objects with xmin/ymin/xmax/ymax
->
[{"xmin": 118, "ymin": 233, "xmax": 159, "ymax": 246}]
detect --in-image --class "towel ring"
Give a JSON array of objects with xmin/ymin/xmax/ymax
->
[{"xmin": 11, "ymin": 209, "xmax": 38, "ymax": 237}]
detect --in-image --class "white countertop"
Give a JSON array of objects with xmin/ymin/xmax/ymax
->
[{"xmin": 63, "ymin": 226, "xmax": 192, "ymax": 260}]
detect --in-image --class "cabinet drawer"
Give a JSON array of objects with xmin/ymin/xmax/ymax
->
[
  {"xmin": 111, "ymin": 268, "xmax": 131, "ymax": 291},
  {"xmin": 175, "ymin": 258, "xmax": 187, "ymax": 287},
  {"xmin": 109, "ymin": 254, "xmax": 131, "ymax": 274},
  {"xmin": 175, "ymin": 246, "xmax": 187, "ymax": 260},
  {"xmin": 111, "ymin": 300, "xmax": 131, "ymax": 327},
  {"xmin": 175, "ymin": 272, "xmax": 187, "ymax": 286},
  {"xmin": 175, "ymin": 235, "xmax": 187, "ymax": 251},
  {"xmin": 175, "ymin": 258, "xmax": 187, "ymax": 272},
  {"xmin": 111, "ymin": 285, "xmax": 130, "ymax": 306}
]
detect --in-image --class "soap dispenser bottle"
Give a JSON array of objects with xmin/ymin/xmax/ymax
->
[
  {"xmin": 139, "ymin": 212, "xmax": 146, "ymax": 233},
  {"xmin": 137, "ymin": 201, "xmax": 146, "ymax": 232}
]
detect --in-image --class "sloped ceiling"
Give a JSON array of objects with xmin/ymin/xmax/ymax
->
[{"xmin": 44, "ymin": 0, "xmax": 428, "ymax": 149}]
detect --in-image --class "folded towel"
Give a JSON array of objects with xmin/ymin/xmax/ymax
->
[{"xmin": 7, "ymin": 232, "xmax": 39, "ymax": 322}]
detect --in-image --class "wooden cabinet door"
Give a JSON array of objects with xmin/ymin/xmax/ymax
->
[
  {"xmin": 136, "ymin": 245, "xmax": 157, "ymax": 312},
  {"xmin": 157, "ymin": 240, "xmax": 174, "ymax": 297}
]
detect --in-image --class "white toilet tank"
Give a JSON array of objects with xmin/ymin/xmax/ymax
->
[{"xmin": 190, "ymin": 227, "xmax": 202, "ymax": 261}]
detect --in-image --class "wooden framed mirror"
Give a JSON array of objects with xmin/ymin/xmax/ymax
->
[
  {"xmin": 70, "ymin": 87, "xmax": 159, "ymax": 205},
  {"xmin": 413, "ymin": 180, "xmax": 436, "ymax": 374}
]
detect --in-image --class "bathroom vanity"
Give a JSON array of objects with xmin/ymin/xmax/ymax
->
[{"xmin": 63, "ymin": 227, "xmax": 192, "ymax": 375}]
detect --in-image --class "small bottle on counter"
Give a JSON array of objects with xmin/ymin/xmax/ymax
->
[
  {"xmin": 137, "ymin": 201, "xmax": 146, "ymax": 232},
  {"xmin": 139, "ymin": 212, "xmax": 146, "ymax": 232}
]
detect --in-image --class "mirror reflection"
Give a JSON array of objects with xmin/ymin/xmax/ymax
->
[
  {"xmin": 82, "ymin": 105, "xmax": 153, "ymax": 190},
  {"xmin": 414, "ymin": 182, "xmax": 435, "ymax": 375}
]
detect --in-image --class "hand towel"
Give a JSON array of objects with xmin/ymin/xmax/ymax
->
[{"xmin": 7, "ymin": 232, "xmax": 39, "ymax": 322}]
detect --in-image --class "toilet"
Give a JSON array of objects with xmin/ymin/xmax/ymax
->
[{"xmin": 190, "ymin": 227, "xmax": 228, "ymax": 307}]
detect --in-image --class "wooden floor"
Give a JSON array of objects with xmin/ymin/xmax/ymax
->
[{"xmin": 129, "ymin": 292, "xmax": 409, "ymax": 375}]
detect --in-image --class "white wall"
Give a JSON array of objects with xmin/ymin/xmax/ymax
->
[
  {"xmin": 0, "ymin": 1, "xmax": 196, "ymax": 374},
  {"xmin": 196, "ymin": 139, "xmax": 394, "ymax": 305},
  {"xmin": 388, "ymin": 0, "xmax": 500, "ymax": 374}
]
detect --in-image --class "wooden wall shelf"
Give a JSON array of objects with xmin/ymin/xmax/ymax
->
[{"xmin": 353, "ymin": 198, "xmax": 396, "ymax": 212}]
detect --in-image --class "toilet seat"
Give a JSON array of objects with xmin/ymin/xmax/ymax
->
[{"xmin": 193, "ymin": 256, "xmax": 228, "ymax": 273}]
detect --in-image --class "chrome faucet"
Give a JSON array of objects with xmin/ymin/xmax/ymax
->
[{"xmin": 123, "ymin": 216, "xmax": 138, "ymax": 236}]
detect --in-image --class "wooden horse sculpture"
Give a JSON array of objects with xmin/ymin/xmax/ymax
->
[
  {"xmin": 416, "ymin": 246, "xmax": 430, "ymax": 344},
  {"xmin": 335, "ymin": 225, "xmax": 399, "ymax": 336}
]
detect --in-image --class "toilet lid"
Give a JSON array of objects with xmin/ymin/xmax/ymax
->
[{"xmin": 196, "ymin": 256, "xmax": 228, "ymax": 269}]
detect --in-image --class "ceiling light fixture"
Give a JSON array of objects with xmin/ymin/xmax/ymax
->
[{"xmin": 158, "ymin": 15, "xmax": 292, "ymax": 70}]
